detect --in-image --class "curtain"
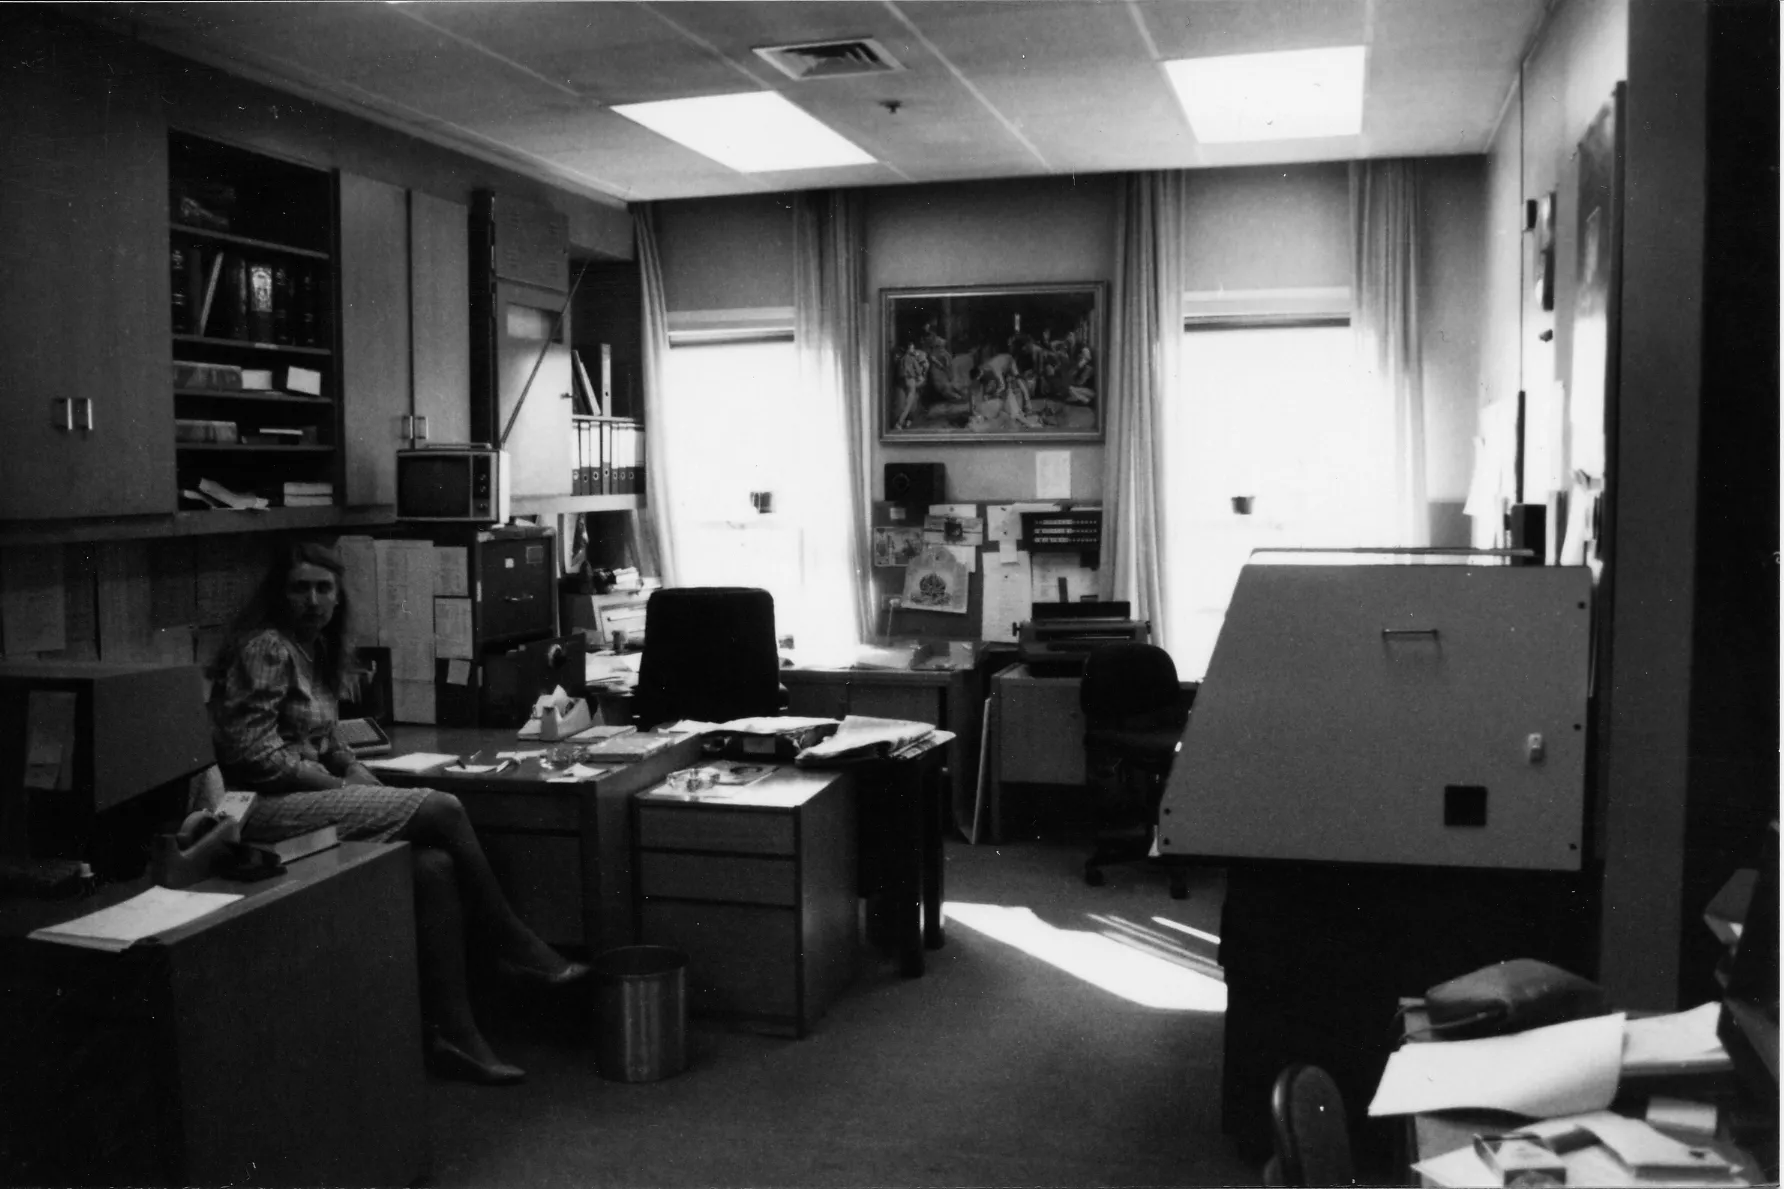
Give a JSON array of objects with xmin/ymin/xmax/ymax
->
[
  {"xmin": 1101, "ymin": 172, "xmax": 1187, "ymax": 652},
  {"xmin": 790, "ymin": 190, "xmax": 874, "ymax": 657},
  {"xmin": 1350, "ymin": 160, "xmax": 1429, "ymax": 546},
  {"xmin": 635, "ymin": 203, "xmax": 680, "ymax": 584}
]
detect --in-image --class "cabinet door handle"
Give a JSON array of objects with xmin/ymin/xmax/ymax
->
[
  {"xmin": 414, "ymin": 414, "xmax": 428, "ymax": 441},
  {"xmin": 51, "ymin": 397, "xmax": 73, "ymax": 431},
  {"xmin": 74, "ymin": 398, "xmax": 94, "ymax": 431},
  {"xmin": 400, "ymin": 414, "xmax": 414, "ymax": 439}
]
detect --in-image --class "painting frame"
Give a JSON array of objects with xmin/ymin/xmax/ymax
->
[{"xmin": 880, "ymin": 282, "xmax": 1106, "ymax": 443}]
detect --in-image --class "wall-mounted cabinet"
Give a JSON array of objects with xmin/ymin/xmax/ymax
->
[
  {"xmin": 169, "ymin": 132, "xmax": 342, "ymax": 515},
  {"xmin": 471, "ymin": 191, "xmax": 576, "ymax": 501},
  {"xmin": 0, "ymin": 20, "xmax": 175, "ymax": 522}
]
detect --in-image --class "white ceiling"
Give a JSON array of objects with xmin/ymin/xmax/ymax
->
[{"xmin": 96, "ymin": 0, "xmax": 1548, "ymax": 207}]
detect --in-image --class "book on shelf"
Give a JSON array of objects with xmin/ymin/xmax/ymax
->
[
  {"xmin": 570, "ymin": 349, "xmax": 598, "ymax": 416},
  {"xmin": 282, "ymin": 481, "xmax": 333, "ymax": 496},
  {"xmin": 240, "ymin": 368, "xmax": 274, "ymax": 391},
  {"xmin": 282, "ymin": 496, "xmax": 334, "ymax": 507},
  {"xmin": 196, "ymin": 251, "xmax": 224, "ymax": 337},
  {"xmin": 272, "ymin": 265, "xmax": 293, "ymax": 345},
  {"xmin": 173, "ymin": 359, "xmax": 241, "ymax": 390},
  {"xmin": 247, "ymin": 822, "xmax": 339, "ymax": 865},
  {"xmin": 194, "ymin": 478, "xmax": 268, "ymax": 511},
  {"xmin": 248, "ymin": 262, "xmax": 275, "ymax": 342},
  {"xmin": 175, "ymin": 418, "xmax": 239, "ymax": 444}
]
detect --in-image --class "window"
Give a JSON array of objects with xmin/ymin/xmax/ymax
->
[
  {"xmin": 1164, "ymin": 318, "xmax": 1378, "ymax": 679},
  {"xmin": 659, "ymin": 337, "xmax": 808, "ymax": 640}
]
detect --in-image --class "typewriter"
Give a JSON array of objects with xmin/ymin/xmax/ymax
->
[{"xmin": 1017, "ymin": 602, "xmax": 1149, "ymax": 677}]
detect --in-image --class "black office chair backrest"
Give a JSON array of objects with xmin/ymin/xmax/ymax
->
[
  {"xmin": 632, "ymin": 587, "xmax": 782, "ymax": 728},
  {"xmin": 1080, "ymin": 642, "xmax": 1184, "ymax": 726},
  {"xmin": 1269, "ymin": 1063, "xmax": 1356, "ymax": 1187}
]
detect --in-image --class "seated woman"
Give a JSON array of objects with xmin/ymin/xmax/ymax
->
[{"xmin": 204, "ymin": 539, "xmax": 584, "ymax": 1086}]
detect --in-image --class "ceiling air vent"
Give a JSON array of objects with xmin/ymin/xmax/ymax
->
[{"xmin": 754, "ymin": 38, "xmax": 904, "ymax": 81}]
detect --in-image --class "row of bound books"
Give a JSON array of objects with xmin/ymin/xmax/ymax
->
[
  {"xmin": 573, "ymin": 419, "xmax": 645, "ymax": 495},
  {"xmin": 170, "ymin": 241, "xmax": 328, "ymax": 347}
]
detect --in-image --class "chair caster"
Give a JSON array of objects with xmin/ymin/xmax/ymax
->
[{"xmin": 1084, "ymin": 866, "xmax": 1106, "ymax": 887}]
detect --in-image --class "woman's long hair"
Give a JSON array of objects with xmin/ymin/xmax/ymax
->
[{"xmin": 208, "ymin": 537, "xmax": 365, "ymax": 697}]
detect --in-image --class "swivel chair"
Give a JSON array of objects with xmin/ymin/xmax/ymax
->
[
  {"xmin": 631, "ymin": 587, "xmax": 786, "ymax": 728},
  {"xmin": 1263, "ymin": 1063, "xmax": 1356, "ymax": 1187},
  {"xmin": 1079, "ymin": 642, "xmax": 1192, "ymax": 896}
]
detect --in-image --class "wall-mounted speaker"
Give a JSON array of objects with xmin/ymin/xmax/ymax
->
[{"xmin": 884, "ymin": 462, "xmax": 944, "ymax": 510}]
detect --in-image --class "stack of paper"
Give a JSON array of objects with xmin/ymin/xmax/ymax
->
[
  {"xmin": 796, "ymin": 715, "xmax": 936, "ymax": 765},
  {"xmin": 1622, "ymin": 1003, "xmax": 1733, "ymax": 1076},
  {"xmin": 1369, "ymin": 1013, "xmax": 1628, "ymax": 1118},
  {"xmin": 29, "ymin": 886, "xmax": 244, "ymax": 951},
  {"xmin": 362, "ymin": 751, "xmax": 456, "ymax": 775}
]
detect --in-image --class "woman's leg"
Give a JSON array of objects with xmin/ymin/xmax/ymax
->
[
  {"xmin": 411, "ymin": 846, "xmax": 521, "ymax": 1077},
  {"xmin": 399, "ymin": 791, "xmax": 568, "ymax": 974}
]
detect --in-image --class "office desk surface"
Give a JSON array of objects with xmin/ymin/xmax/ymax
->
[{"xmin": 381, "ymin": 726, "xmax": 703, "ymax": 951}]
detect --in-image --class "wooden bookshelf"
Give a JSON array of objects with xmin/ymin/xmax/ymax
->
[{"xmin": 169, "ymin": 131, "xmax": 342, "ymax": 515}]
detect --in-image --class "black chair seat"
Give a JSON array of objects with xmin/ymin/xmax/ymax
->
[{"xmin": 1084, "ymin": 725, "xmax": 1181, "ymax": 765}]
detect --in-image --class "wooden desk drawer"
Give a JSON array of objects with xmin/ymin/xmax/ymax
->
[
  {"xmin": 637, "ymin": 807, "xmax": 794, "ymax": 856},
  {"xmin": 639, "ymin": 852, "xmax": 797, "ymax": 907},
  {"xmin": 457, "ymin": 791, "xmax": 580, "ymax": 832},
  {"xmin": 640, "ymin": 901, "xmax": 797, "ymax": 1017}
]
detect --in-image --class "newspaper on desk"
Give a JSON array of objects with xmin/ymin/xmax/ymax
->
[
  {"xmin": 795, "ymin": 715, "xmax": 943, "ymax": 766},
  {"xmin": 30, "ymin": 886, "xmax": 244, "ymax": 952}
]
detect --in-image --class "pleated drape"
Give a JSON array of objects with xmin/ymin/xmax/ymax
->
[
  {"xmin": 1350, "ymin": 160, "xmax": 1429, "ymax": 546},
  {"xmin": 1100, "ymin": 172, "xmax": 1187, "ymax": 652},
  {"xmin": 634, "ymin": 203, "xmax": 681, "ymax": 585},
  {"xmin": 791, "ymin": 190, "xmax": 874, "ymax": 654}
]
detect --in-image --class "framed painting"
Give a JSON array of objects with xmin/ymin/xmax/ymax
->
[{"xmin": 881, "ymin": 282, "xmax": 1105, "ymax": 443}]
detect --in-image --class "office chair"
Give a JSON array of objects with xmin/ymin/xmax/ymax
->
[
  {"xmin": 1264, "ymin": 1063, "xmax": 1356, "ymax": 1187},
  {"xmin": 631, "ymin": 587, "xmax": 787, "ymax": 728},
  {"xmin": 1079, "ymin": 642, "xmax": 1192, "ymax": 896}
]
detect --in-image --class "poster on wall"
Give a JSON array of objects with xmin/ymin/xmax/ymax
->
[
  {"xmin": 881, "ymin": 283, "xmax": 1105, "ymax": 443},
  {"xmin": 901, "ymin": 544, "xmax": 970, "ymax": 615}
]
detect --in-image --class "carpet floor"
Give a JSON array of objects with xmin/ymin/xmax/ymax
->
[{"xmin": 427, "ymin": 839, "xmax": 1262, "ymax": 1188}]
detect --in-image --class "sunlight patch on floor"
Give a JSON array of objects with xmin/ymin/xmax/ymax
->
[
  {"xmin": 1151, "ymin": 916, "xmax": 1221, "ymax": 946},
  {"xmin": 946, "ymin": 901, "xmax": 1228, "ymax": 1012}
]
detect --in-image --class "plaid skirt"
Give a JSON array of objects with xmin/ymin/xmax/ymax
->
[{"xmin": 242, "ymin": 783, "xmax": 429, "ymax": 844}]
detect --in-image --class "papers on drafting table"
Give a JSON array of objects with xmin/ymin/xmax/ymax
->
[
  {"xmin": 1413, "ymin": 1110, "xmax": 1747, "ymax": 1189},
  {"xmin": 1622, "ymin": 1003, "xmax": 1733, "ymax": 1075},
  {"xmin": 362, "ymin": 751, "xmax": 456, "ymax": 774},
  {"xmin": 30, "ymin": 886, "xmax": 244, "ymax": 951},
  {"xmin": 1369, "ymin": 1013, "xmax": 1626, "ymax": 1118},
  {"xmin": 545, "ymin": 763, "xmax": 609, "ymax": 783}
]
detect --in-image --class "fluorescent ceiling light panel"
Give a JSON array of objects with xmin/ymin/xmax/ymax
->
[
  {"xmin": 1165, "ymin": 47, "xmax": 1366, "ymax": 143},
  {"xmin": 612, "ymin": 91, "xmax": 875, "ymax": 173}
]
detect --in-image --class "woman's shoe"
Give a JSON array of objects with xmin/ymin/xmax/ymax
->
[
  {"xmin": 427, "ymin": 1034, "xmax": 525, "ymax": 1086},
  {"xmin": 496, "ymin": 955, "xmax": 592, "ymax": 989}
]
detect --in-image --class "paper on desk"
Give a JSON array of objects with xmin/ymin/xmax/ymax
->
[
  {"xmin": 545, "ymin": 763, "xmax": 607, "ymax": 783},
  {"xmin": 1369, "ymin": 1012, "xmax": 1625, "ymax": 1118},
  {"xmin": 496, "ymin": 749, "xmax": 548, "ymax": 761},
  {"xmin": 1412, "ymin": 1110, "xmax": 1746, "ymax": 1189},
  {"xmin": 363, "ymin": 751, "xmax": 456, "ymax": 774},
  {"xmin": 1622, "ymin": 1002, "xmax": 1730, "ymax": 1074},
  {"xmin": 30, "ymin": 886, "xmax": 243, "ymax": 951}
]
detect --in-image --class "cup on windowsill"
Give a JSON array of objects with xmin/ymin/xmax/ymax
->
[
  {"xmin": 750, "ymin": 491, "xmax": 774, "ymax": 514},
  {"xmin": 1231, "ymin": 495, "xmax": 1255, "ymax": 516}
]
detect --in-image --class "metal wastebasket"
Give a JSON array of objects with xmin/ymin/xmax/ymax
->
[{"xmin": 593, "ymin": 945, "xmax": 688, "ymax": 1082}]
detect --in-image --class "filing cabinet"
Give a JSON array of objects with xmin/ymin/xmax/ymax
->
[{"xmin": 634, "ymin": 768, "xmax": 857, "ymax": 1037}]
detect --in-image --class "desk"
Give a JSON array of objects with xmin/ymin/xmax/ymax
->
[
  {"xmin": 0, "ymin": 842, "xmax": 428, "ymax": 1188},
  {"xmin": 381, "ymin": 726, "xmax": 946, "ymax": 974},
  {"xmin": 1398, "ymin": 1008, "xmax": 1771, "ymax": 1187},
  {"xmin": 382, "ymin": 726, "xmax": 704, "ymax": 951}
]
